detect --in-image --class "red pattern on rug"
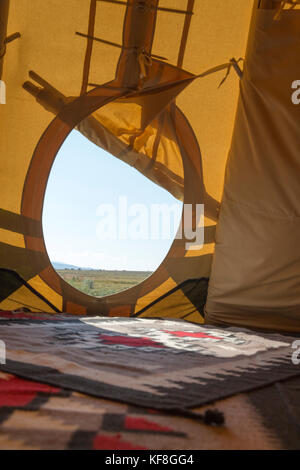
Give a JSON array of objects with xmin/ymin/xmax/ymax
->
[
  {"xmin": 0, "ymin": 311, "xmax": 63, "ymax": 321},
  {"xmin": 98, "ymin": 334, "xmax": 166, "ymax": 348},
  {"xmin": 0, "ymin": 311, "xmax": 51, "ymax": 320},
  {"xmin": 125, "ymin": 416, "xmax": 174, "ymax": 433},
  {"xmin": 0, "ymin": 375, "xmax": 61, "ymax": 407},
  {"xmin": 164, "ymin": 330, "xmax": 221, "ymax": 340},
  {"xmin": 93, "ymin": 433, "xmax": 148, "ymax": 450}
]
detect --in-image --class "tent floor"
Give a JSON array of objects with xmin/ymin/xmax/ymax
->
[{"xmin": 0, "ymin": 312, "xmax": 300, "ymax": 450}]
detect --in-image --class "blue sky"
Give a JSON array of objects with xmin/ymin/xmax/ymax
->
[{"xmin": 42, "ymin": 130, "xmax": 182, "ymax": 271}]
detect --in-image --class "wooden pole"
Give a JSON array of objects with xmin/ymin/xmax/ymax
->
[{"xmin": 0, "ymin": 0, "xmax": 10, "ymax": 79}]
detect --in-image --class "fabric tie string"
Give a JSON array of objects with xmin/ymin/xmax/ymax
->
[
  {"xmin": 138, "ymin": 51, "xmax": 153, "ymax": 79},
  {"xmin": 196, "ymin": 58, "xmax": 244, "ymax": 88}
]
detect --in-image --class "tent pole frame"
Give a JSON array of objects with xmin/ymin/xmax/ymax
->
[
  {"xmin": 0, "ymin": 0, "xmax": 10, "ymax": 79},
  {"xmin": 0, "ymin": 0, "xmax": 20, "ymax": 80}
]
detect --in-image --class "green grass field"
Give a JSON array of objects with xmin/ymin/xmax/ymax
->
[{"xmin": 57, "ymin": 269, "xmax": 152, "ymax": 297}]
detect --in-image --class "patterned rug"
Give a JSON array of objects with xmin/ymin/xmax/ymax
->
[
  {"xmin": 0, "ymin": 314, "xmax": 299, "ymax": 410},
  {"xmin": 1, "ymin": 371, "xmax": 300, "ymax": 449}
]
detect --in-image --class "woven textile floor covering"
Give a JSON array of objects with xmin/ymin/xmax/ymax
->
[
  {"xmin": 0, "ymin": 313, "xmax": 299, "ymax": 411},
  {"xmin": 0, "ymin": 371, "xmax": 299, "ymax": 450}
]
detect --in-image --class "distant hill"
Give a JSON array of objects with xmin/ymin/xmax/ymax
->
[{"xmin": 52, "ymin": 261, "xmax": 92, "ymax": 270}]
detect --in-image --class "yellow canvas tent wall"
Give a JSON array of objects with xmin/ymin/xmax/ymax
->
[
  {"xmin": 205, "ymin": 2, "xmax": 300, "ymax": 333},
  {"xmin": 0, "ymin": 0, "xmax": 299, "ymax": 332}
]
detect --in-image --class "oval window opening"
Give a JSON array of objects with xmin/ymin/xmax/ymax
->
[{"xmin": 43, "ymin": 129, "xmax": 183, "ymax": 297}]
